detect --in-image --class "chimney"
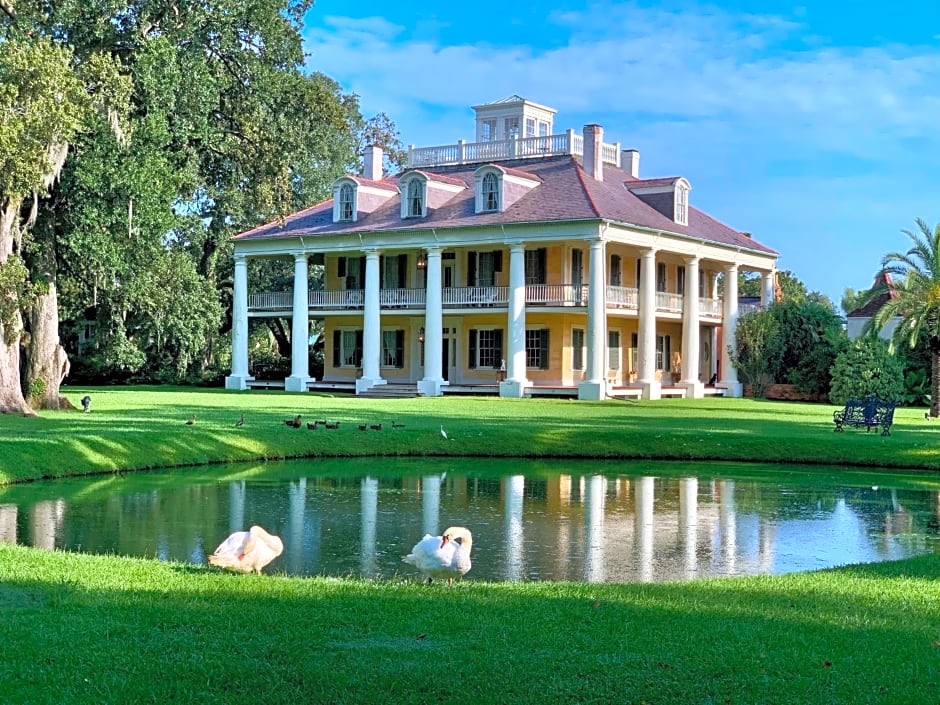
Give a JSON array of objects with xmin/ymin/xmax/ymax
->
[
  {"xmin": 363, "ymin": 145, "xmax": 384, "ymax": 181},
  {"xmin": 582, "ymin": 124, "xmax": 604, "ymax": 182},
  {"xmin": 622, "ymin": 149, "xmax": 640, "ymax": 179}
]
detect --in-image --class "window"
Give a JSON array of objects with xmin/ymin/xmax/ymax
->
[
  {"xmin": 482, "ymin": 119, "xmax": 496, "ymax": 142},
  {"xmin": 656, "ymin": 334, "xmax": 671, "ymax": 372},
  {"xmin": 380, "ymin": 254, "xmax": 405, "ymax": 289},
  {"xmin": 482, "ymin": 172, "xmax": 500, "ymax": 211},
  {"xmin": 338, "ymin": 256, "xmax": 364, "ymax": 290},
  {"xmin": 538, "ymin": 121, "xmax": 549, "ymax": 137},
  {"xmin": 608, "ymin": 331, "xmax": 621, "ymax": 371},
  {"xmin": 677, "ymin": 266, "xmax": 686, "ymax": 295},
  {"xmin": 469, "ymin": 328, "xmax": 504, "ymax": 369},
  {"xmin": 630, "ymin": 332, "xmax": 638, "ymax": 373},
  {"xmin": 381, "ymin": 330, "xmax": 405, "ymax": 368},
  {"xmin": 406, "ymin": 179, "xmax": 424, "ymax": 217},
  {"xmin": 526, "ymin": 329, "xmax": 550, "ymax": 369},
  {"xmin": 525, "ymin": 117, "xmax": 536, "ymax": 137},
  {"xmin": 656, "ymin": 263, "xmax": 667, "ymax": 292},
  {"xmin": 609, "ymin": 254, "xmax": 622, "ymax": 286},
  {"xmin": 338, "ymin": 184, "xmax": 354, "ymax": 221},
  {"xmin": 572, "ymin": 328, "xmax": 585, "ymax": 371},
  {"xmin": 333, "ymin": 329, "xmax": 363, "ymax": 368},
  {"xmin": 525, "ymin": 248, "xmax": 547, "ymax": 285},
  {"xmin": 571, "ymin": 249, "xmax": 584, "ymax": 287},
  {"xmin": 505, "ymin": 117, "xmax": 520, "ymax": 139},
  {"xmin": 467, "ymin": 250, "xmax": 502, "ymax": 287},
  {"xmin": 676, "ymin": 185, "xmax": 689, "ymax": 225}
]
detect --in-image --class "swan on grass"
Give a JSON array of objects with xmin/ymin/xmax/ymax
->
[
  {"xmin": 208, "ymin": 525, "xmax": 283, "ymax": 575},
  {"xmin": 403, "ymin": 526, "xmax": 472, "ymax": 584}
]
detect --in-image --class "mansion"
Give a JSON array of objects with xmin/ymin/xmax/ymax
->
[{"xmin": 226, "ymin": 96, "xmax": 778, "ymax": 400}]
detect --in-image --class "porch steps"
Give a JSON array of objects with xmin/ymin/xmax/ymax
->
[{"xmin": 357, "ymin": 383, "xmax": 420, "ymax": 399}]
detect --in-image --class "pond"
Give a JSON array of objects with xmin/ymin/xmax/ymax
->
[{"xmin": 2, "ymin": 458, "xmax": 939, "ymax": 583}]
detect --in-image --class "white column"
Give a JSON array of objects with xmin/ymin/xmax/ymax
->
[
  {"xmin": 637, "ymin": 248, "xmax": 661, "ymax": 400},
  {"xmin": 584, "ymin": 475, "xmax": 607, "ymax": 582},
  {"xmin": 356, "ymin": 250, "xmax": 385, "ymax": 393},
  {"xmin": 285, "ymin": 252, "xmax": 310, "ymax": 392},
  {"xmin": 225, "ymin": 253, "xmax": 250, "ymax": 390},
  {"xmin": 719, "ymin": 264, "xmax": 742, "ymax": 397},
  {"xmin": 679, "ymin": 477, "xmax": 698, "ymax": 579},
  {"xmin": 681, "ymin": 255, "xmax": 703, "ymax": 398},
  {"xmin": 503, "ymin": 475, "xmax": 525, "ymax": 581},
  {"xmin": 418, "ymin": 247, "xmax": 445, "ymax": 397},
  {"xmin": 635, "ymin": 476, "xmax": 655, "ymax": 582},
  {"xmin": 360, "ymin": 476, "xmax": 378, "ymax": 578},
  {"xmin": 579, "ymin": 238, "xmax": 607, "ymax": 400},
  {"xmin": 501, "ymin": 243, "xmax": 529, "ymax": 398},
  {"xmin": 761, "ymin": 269, "xmax": 776, "ymax": 307}
]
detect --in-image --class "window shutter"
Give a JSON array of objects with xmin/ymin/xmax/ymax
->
[
  {"xmin": 493, "ymin": 250, "xmax": 503, "ymax": 272},
  {"xmin": 467, "ymin": 251, "xmax": 477, "ymax": 286},
  {"xmin": 468, "ymin": 329, "xmax": 477, "ymax": 369},
  {"xmin": 537, "ymin": 248, "xmax": 547, "ymax": 283},
  {"xmin": 359, "ymin": 257, "xmax": 366, "ymax": 281},
  {"xmin": 355, "ymin": 330, "xmax": 363, "ymax": 366},
  {"xmin": 495, "ymin": 329, "xmax": 504, "ymax": 368},
  {"xmin": 398, "ymin": 254, "xmax": 407, "ymax": 287},
  {"xmin": 665, "ymin": 335, "xmax": 671, "ymax": 369},
  {"xmin": 337, "ymin": 257, "xmax": 346, "ymax": 278},
  {"xmin": 631, "ymin": 332, "xmax": 638, "ymax": 348},
  {"xmin": 395, "ymin": 330, "xmax": 404, "ymax": 368},
  {"xmin": 379, "ymin": 255, "xmax": 385, "ymax": 287},
  {"xmin": 332, "ymin": 331, "xmax": 341, "ymax": 368},
  {"xmin": 539, "ymin": 329, "xmax": 550, "ymax": 369}
]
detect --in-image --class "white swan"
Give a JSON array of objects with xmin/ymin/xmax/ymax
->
[
  {"xmin": 403, "ymin": 526, "xmax": 472, "ymax": 584},
  {"xmin": 208, "ymin": 525, "xmax": 283, "ymax": 575}
]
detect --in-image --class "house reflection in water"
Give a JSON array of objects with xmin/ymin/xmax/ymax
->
[{"xmin": 2, "ymin": 472, "xmax": 939, "ymax": 583}]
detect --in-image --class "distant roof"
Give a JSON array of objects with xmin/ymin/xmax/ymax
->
[
  {"xmin": 471, "ymin": 95, "xmax": 557, "ymax": 113},
  {"xmin": 233, "ymin": 154, "xmax": 776, "ymax": 256},
  {"xmin": 846, "ymin": 271, "xmax": 897, "ymax": 318}
]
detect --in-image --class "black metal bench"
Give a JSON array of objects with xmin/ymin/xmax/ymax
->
[{"xmin": 833, "ymin": 396, "xmax": 896, "ymax": 436}]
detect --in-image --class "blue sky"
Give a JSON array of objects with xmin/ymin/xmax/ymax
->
[{"xmin": 301, "ymin": 1, "xmax": 940, "ymax": 309}]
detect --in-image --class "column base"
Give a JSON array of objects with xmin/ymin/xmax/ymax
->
[
  {"xmin": 417, "ymin": 378, "xmax": 447, "ymax": 397},
  {"xmin": 499, "ymin": 379, "xmax": 529, "ymax": 398},
  {"xmin": 577, "ymin": 381, "xmax": 607, "ymax": 401},
  {"xmin": 683, "ymin": 381, "xmax": 705, "ymax": 399},
  {"xmin": 224, "ymin": 375, "xmax": 251, "ymax": 391},
  {"xmin": 355, "ymin": 377, "xmax": 387, "ymax": 394},
  {"xmin": 717, "ymin": 381, "xmax": 743, "ymax": 398},
  {"xmin": 285, "ymin": 376, "xmax": 314, "ymax": 392},
  {"xmin": 641, "ymin": 381, "xmax": 662, "ymax": 400}
]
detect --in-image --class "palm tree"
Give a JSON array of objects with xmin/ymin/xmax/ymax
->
[{"xmin": 867, "ymin": 219, "xmax": 940, "ymax": 417}]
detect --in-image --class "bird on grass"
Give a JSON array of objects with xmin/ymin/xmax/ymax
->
[
  {"xmin": 403, "ymin": 526, "xmax": 473, "ymax": 585},
  {"xmin": 324, "ymin": 421, "xmax": 340, "ymax": 430},
  {"xmin": 440, "ymin": 425, "xmax": 450, "ymax": 440},
  {"xmin": 207, "ymin": 525, "xmax": 283, "ymax": 575},
  {"xmin": 392, "ymin": 421, "xmax": 405, "ymax": 429},
  {"xmin": 307, "ymin": 421, "xmax": 320, "ymax": 430},
  {"xmin": 186, "ymin": 414, "xmax": 196, "ymax": 425},
  {"xmin": 358, "ymin": 423, "xmax": 368, "ymax": 431},
  {"xmin": 925, "ymin": 412, "xmax": 931, "ymax": 421},
  {"xmin": 284, "ymin": 414, "xmax": 302, "ymax": 428},
  {"xmin": 370, "ymin": 423, "xmax": 383, "ymax": 431},
  {"xmin": 235, "ymin": 415, "xmax": 244, "ymax": 427}
]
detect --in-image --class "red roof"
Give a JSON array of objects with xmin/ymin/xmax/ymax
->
[{"xmin": 232, "ymin": 154, "xmax": 776, "ymax": 256}]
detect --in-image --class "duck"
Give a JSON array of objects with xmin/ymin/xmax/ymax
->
[
  {"xmin": 207, "ymin": 525, "xmax": 284, "ymax": 575},
  {"xmin": 403, "ymin": 526, "xmax": 472, "ymax": 584},
  {"xmin": 235, "ymin": 414, "xmax": 244, "ymax": 427},
  {"xmin": 186, "ymin": 414, "xmax": 196, "ymax": 425}
]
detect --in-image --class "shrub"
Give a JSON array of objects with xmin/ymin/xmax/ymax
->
[{"xmin": 829, "ymin": 338, "xmax": 904, "ymax": 405}]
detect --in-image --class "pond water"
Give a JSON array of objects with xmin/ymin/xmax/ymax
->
[{"xmin": 2, "ymin": 458, "xmax": 939, "ymax": 583}]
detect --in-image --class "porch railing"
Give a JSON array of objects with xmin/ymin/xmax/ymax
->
[
  {"xmin": 248, "ymin": 287, "xmax": 728, "ymax": 318},
  {"xmin": 406, "ymin": 131, "xmax": 620, "ymax": 169}
]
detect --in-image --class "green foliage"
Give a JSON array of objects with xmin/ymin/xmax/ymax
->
[
  {"xmin": 829, "ymin": 338, "xmax": 905, "ymax": 406},
  {"xmin": 900, "ymin": 367, "xmax": 930, "ymax": 406},
  {"xmin": 770, "ymin": 299, "xmax": 845, "ymax": 395},
  {"xmin": 731, "ymin": 310, "xmax": 782, "ymax": 397},
  {"xmin": 25, "ymin": 376, "xmax": 45, "ymax": 402},
  {"xmin": 0, "ymin": 255, "xmax": 28, "ymax": 338},
  {"xmin": 841, "ymin": 286, "xmax": 869, "ymax": 316}
]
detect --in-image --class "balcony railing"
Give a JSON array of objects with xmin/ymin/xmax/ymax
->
[
  {"xmin": 406, "ymin": 131, "xmax": 620, "ymax": 169},
  {"xmin": 248, "ymin": 287, "xmax": 727, "ymax": 318}
]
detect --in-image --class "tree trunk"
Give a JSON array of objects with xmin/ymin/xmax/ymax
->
[
  {"xmin": 25, "ymin": 283, "xmax": 70, "ymax": 409},
  {"xmin": 0, "ymin": 199, "xmax": 32, "ymax": 415},
  {"xmin": 932, "ymin": 347, "xmax": 940, "ymax": 418}
]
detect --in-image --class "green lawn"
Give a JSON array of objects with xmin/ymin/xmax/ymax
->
[
  {"xmin": 2, "ymin": 385, "xmax": 939, "ymax": 484},
  {"xmin": 2, "ymin": 387, "xmax": 939, "ymax": 704}
]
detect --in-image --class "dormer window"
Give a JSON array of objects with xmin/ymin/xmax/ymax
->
[
  {"xmin": 482, "ymin": 173, "xmax": 499, "ymax": 212},
  {"xmin": 338, "ymin": 184, "xmax": 354, "ymax": 221},
  {"xmin": 675, "ymin": 183, "xmax": 689, "ymax": 226},
  {"xmin": 406, "ymin": 179, "xmax": 424, "ymax": 217}
]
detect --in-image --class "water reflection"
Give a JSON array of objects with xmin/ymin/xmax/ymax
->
[{"xmin": 2, "ymin": 459, "xmax": 939, "ymax": 583}]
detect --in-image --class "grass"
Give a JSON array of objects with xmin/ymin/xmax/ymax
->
[
  {"xmin": 2, "ymin": 385, "xmax": 940, "ymax": 484},
  {"xmin": 2, "ymin": 386, "xmax": 939, "ymax": 703},
  {"xmin": 1, "ymin": 544, "xmax": 938, "ymax": 704}
]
